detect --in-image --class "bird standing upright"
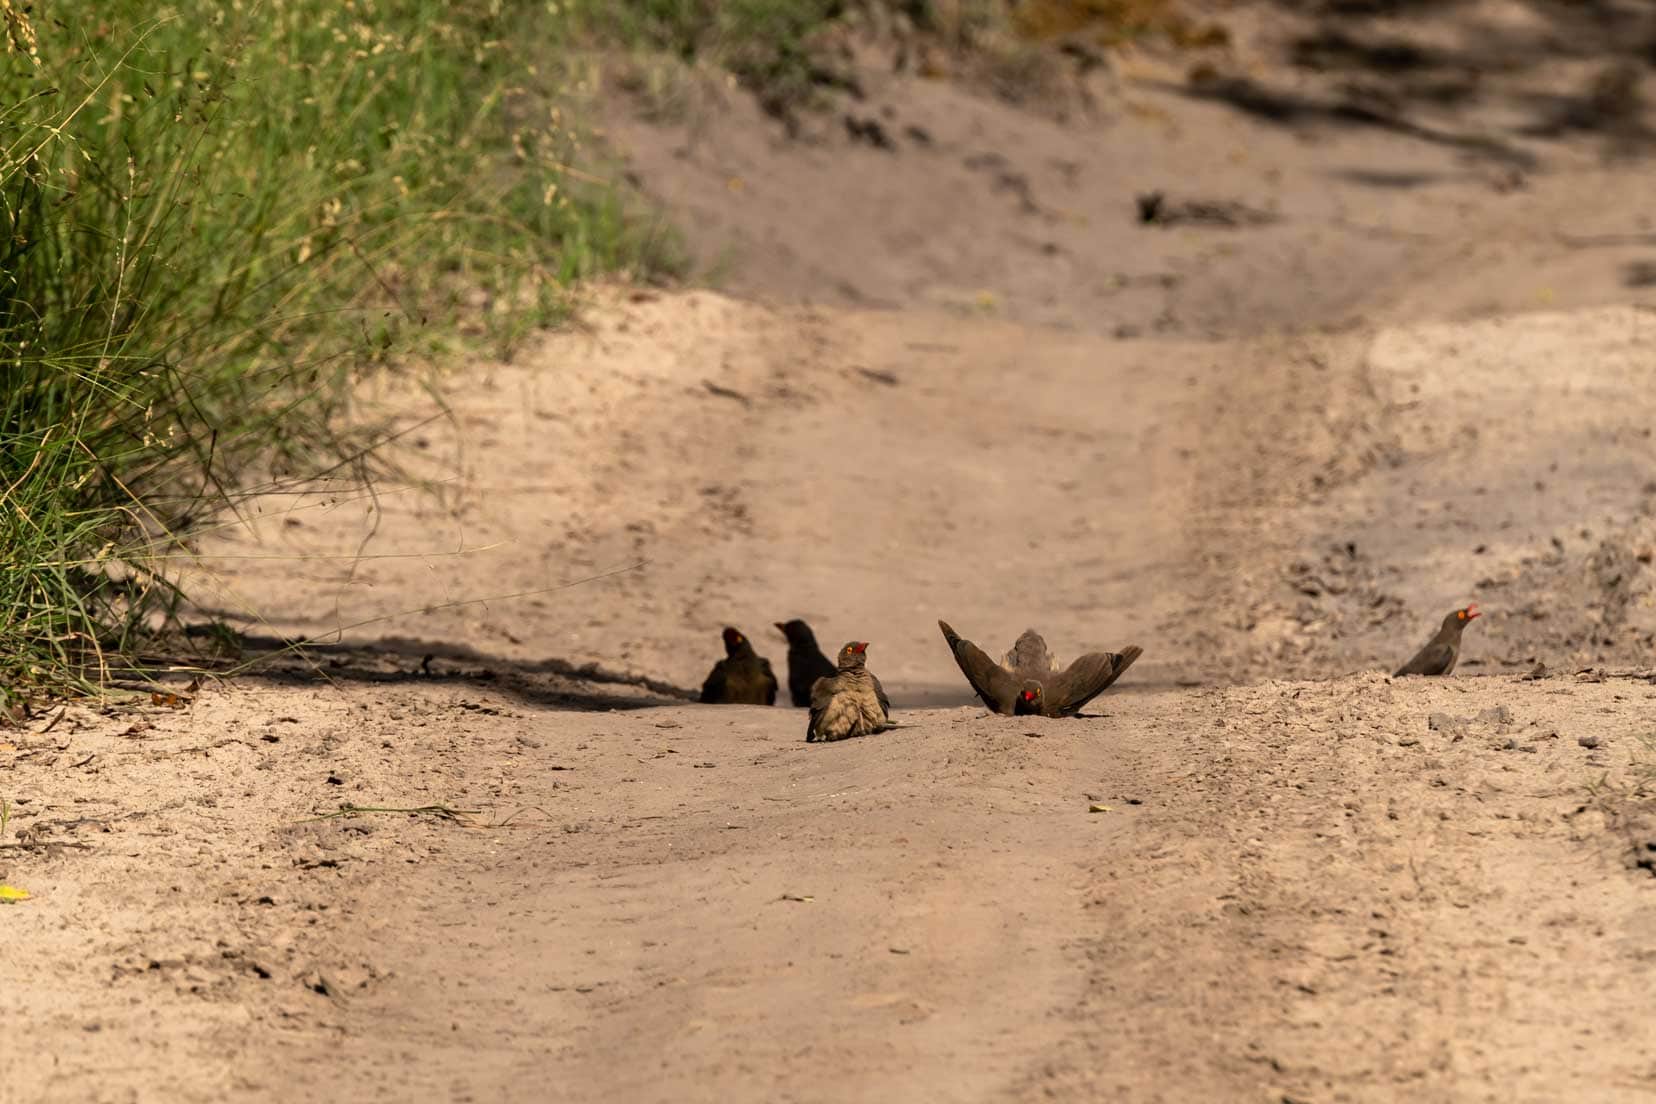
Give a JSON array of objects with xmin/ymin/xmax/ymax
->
[
  {"xmin": 699, "ymin": 627, "xmax": 779, "ymax": 705},
  {"xmin": 938, "ymin": 620, "xmax": 1141, "ymax": 717},
  {"xmin": 775, "ymin": 619, "xmax": 838, "ymax": 708},
  {"xmin": 807, "ymin": 641, "xmax": 894, "ymax": 742},
  {"xmin": 1393, "ymin": 604, "xmax": 1480, "ymax": 676}
]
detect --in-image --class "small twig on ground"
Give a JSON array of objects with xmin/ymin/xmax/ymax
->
[
  {"xmin": 297, "ymin": 803, "xmax": 481, "ymax": 825},
  {"xmin": 702, "ymin": 379, "xmax": 752, "ymax": 407}
]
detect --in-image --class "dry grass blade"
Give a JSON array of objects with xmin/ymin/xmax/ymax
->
[{"xmin": 490, "ymin": 806, "xmax": 556, "ymax": 828}]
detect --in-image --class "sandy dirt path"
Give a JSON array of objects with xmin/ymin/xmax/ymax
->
[
  {"xmin": 9, "ymin": 6, "xmax": 1656, "ymax": 1097},
  {"xmin": 8, "ymin": 289, "xmax": 1656, "ymax": 1103}
]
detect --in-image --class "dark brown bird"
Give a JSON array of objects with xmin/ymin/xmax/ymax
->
[
  {"xmin": 807, "ymin": 641, "xmax": 894, "ymax": 742},
  {"xmin": 699, "ymin": 626, "xmax": 779, "ymax": 705},
  {"xmin": 937, "ymin": 621, "xmax": 1142, "ymax": 717},
  {"xmin": 1394, "ymin": 604, "xmax": 1480, "ymax": 677},
  {"xmin": 775, "ymin": 619, "xmax": 838, "ymax": 708}
]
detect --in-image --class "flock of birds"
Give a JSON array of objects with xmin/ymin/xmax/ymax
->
[{"xmin": 698, "ymin": 604, "xmax": 1483, "ymax": 743}]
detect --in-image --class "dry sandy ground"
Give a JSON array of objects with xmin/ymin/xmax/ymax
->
[{"xmin": 8, "ymin": 3, "xmax": 1656, "ymax": 1100}]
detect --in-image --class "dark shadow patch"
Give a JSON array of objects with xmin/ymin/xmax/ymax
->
[
  {"xmin": 1178, "ymin": 72, "xmax": 1312, "ymax": 124},
  {"xmin": 1164, "ymin": 73, "xmax": 1538, "ymax": 167},
  {"xmin": 1292, "ymin": 29, "xmax": 1439, "ymax": 74},
  {"xmin": 1623, "ymin": 260, "xmax": 1656, "ymax": 288},
  {"xmin": 1136, "ymin": 191, "xmax": 1281, "ymax": 228},
  {"xmin": 143, "ymin": 630, "xmax": 699, "ymax": 712},
  {"xmin": 1514, "ymin": 65, "xmax": 1650, "ymax": 146},
  {"xmin": 1330, "ymin": 167, "xmax": 1446, "ymax": 188},
  {"xmin": 1409, "ymin": 76, "xmax": 1483, "ymax": 108},
  {"xmin": 1173, "ymin": 2, "xmax": 1656, "ymax": 158},
  {"xmin": 1317, "ymin": 0, "xmax": 1474, "ymax": 16},
  {"xmin": 133, "ymin": 635, "xmax": 1160, "ymax": 715}
]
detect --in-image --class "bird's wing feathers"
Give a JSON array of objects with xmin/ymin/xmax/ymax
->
[
  {"xmin": 1395, "ymin": 640, "xmax": 1454, "ymax": 677},
  {"xmin": 760, "ymin": 658, "xmax": 779, "ymax": 704},
  {"xmin": 700, "ymin": 659, "xmax": 728, "ymax": 703},
  {"xmin": 1046, "ymin": 645, "xmax": 1142, "ymax": 714},
  {"xmin": 1002, "ymin": 629, "xmax": 1055, "ymax": 675},
  {"xmin": 806, "ymin": 674, "xmax": 836, "ymax": 739},
  {"xmin": 939, "ymin": 620, "xmax": 1020, "ymax": 714},
  {"xmin": 1102, "ymin": 644, "xmax": 1142, "ymax": 691},
  {"xmin": 870, "ymin": 672, "xmax": 891, "ymax": 720}
]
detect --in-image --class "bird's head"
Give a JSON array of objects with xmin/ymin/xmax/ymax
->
[
  {"xmin": 1014, "ymin": 681, "xmax": 1044, "ymax": 714},
  {"xmin": 722, "ymin": 627, "xmax": 750, "ymax": 655},
  {"xmin": 775, "ymin": 619, "xmax": 814, "ymax": 645},
  {"xmin": 837, "ymin": 641, "xmax": 869, "ymax": 669},
  {"xmin": 1445, "ymin": 604, "xmax": 1481, "ymax": 631}
]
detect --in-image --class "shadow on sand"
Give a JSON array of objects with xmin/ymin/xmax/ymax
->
[
  {"xmin": 141, "ymin": 628, "xmax": 1166, "ymax": 715},
  {"xmin": 1154, "ymin": 0, "xmax": 1656, "ymax": 168}
]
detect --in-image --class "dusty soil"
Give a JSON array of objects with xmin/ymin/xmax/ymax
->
[{"xmin": 8, "ymin": 3, "xmax": 1656, "ymax": 1101}]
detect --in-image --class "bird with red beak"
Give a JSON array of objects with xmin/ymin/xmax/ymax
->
[
  {"xmin": 806, "ymin": 640, "xmax": 895, "ymax": 742},
  {"xmin": 1394, "ymin": 604, "xmax": 1481, "ymax": 677}
]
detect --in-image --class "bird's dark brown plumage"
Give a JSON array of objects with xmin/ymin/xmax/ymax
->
[
  {"xmin": 1394, "ymin": 604, "xmax": 1480, "ymax": 677},
  {"xmin": 776, "ymin": 619, "xmax": 838, "ymax": 708},
  {"xmin": 938, "ymin": 621, "xmax": 1141, "ymax": 717},
  {"xmin": 938, "ymin": 620, "xmax": 1023, "ymax": 713},
  {"xmin": 700, "ymin": 626, "xmax": 779, "ymax": 705}
]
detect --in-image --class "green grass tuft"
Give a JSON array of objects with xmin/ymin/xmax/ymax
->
[{"xmin": 0, "ymin": 2, "xmax": 681, "ymax": 696}]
